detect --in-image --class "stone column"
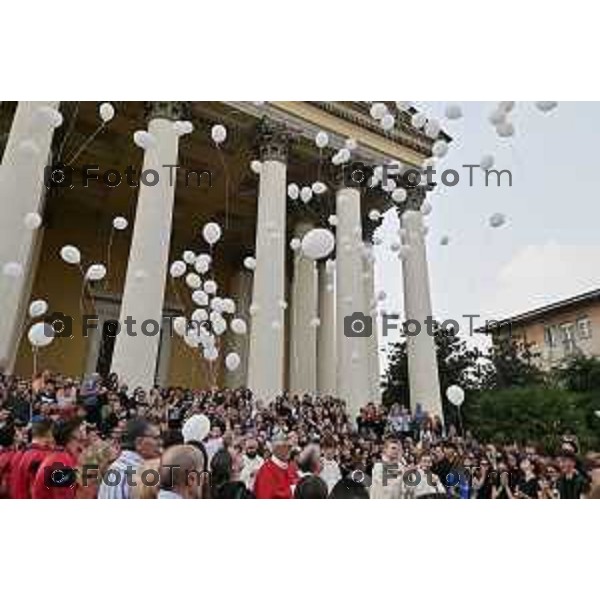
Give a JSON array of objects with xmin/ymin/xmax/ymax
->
[
  {"xmin": 317, "ymin": 260, "xmax": 336, "ymax": 396},
  {"xmin": 224, "ymin": 269, "xmax": 253, "ymax": 389},
  {"xmin": 399, "ymin": 189, "xmax": 443, "ymax": 420},
  {"xmin": 110, "ymin": 102, "xmax": 189, "ymax": 391},
  {"xmin": 363, "ymin": 242, "xmax": 381, "ymax": 403},
  {"xmin": 247, "ymin": 121, "xmax": 288, "ymax": 402},
  {"xmin": 335, "ymin": 186, "xmax": 370, "ymax": 418},
  {"xmin": 289, "ymin": 222, "xmax": 317, "ymax": 395},
  {"xmin": 0, "ymin": 101, "xmax": 60, "ymax": 371}
]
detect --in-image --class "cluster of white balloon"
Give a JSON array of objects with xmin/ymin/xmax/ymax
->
[{"xmin": 169, "ymin": 222, "xmax": 243, "ymax": 372}]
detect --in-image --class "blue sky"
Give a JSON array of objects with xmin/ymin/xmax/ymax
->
[{"xmin": 373, "ymin": 101, "xmax": 600, "ymax": 353}]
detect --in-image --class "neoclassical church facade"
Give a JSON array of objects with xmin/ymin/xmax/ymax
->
[{"xmin": 0, "ymin": 101, "xmax": 444, "ymax": 417}]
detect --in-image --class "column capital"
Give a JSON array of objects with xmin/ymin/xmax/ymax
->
[
  {"xmin": 144, "ymin": 101, "xmax": 191, "ymax": 122},
  {"xmin": 256, "ymin": 118, "xmax": 289, "ymax": 163}
]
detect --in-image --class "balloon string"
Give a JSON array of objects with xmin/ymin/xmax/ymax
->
[
  {"xmin": 78, "ymin": 265, "xmax": 98, "ymax": 317},
  {"xmin": 56, "ymin": 102, "xmax": 80, "ymax": 163},
  {"xmin": 104, "ymin": 228, "xmax": 115, "ymax": 292},
  {"xmin": 216, "ymin": 146, "xmax": 231, "ymax": 230},
  {"xmin": 65, "ymin": 123, "xmax": 105, "ymax": 166}
]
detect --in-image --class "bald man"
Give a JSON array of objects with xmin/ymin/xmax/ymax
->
[{"xmin": 157, "ymin": 444, "xmax": 206, "ymax": 499}]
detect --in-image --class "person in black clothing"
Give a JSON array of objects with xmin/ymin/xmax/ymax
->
[
  {"xmin": 514, "ymin": 458, "xmax": 540, "ymax": 499},
  {"xmin": 556, "ymin": 452, "xmax": 588, "ymax": 499},
  {"xmin": 294, "ymin": 475, "xmax": 328, "ymax": 499},
  {"xmin": 210, "ymin": 448, "xmax": 254, "ymax": 499}
]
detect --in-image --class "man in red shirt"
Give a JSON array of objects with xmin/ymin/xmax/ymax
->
[
  {"xmin": 254, "ymin": 432, "xmax": 298, "ymax": 499},
  {"xmin": 32, "ymin": 419, "xmax": 84, "ymax": 499},
  {"xmin": 10, "ymin": 417, "xmax": 55, "ymax": 499},
  {"xmin": 0, "ymin": 419, "xmax": 16, "ymax": 498}
]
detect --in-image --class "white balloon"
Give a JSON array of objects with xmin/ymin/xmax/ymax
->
[
  {"xmin": 496, "ymin": 121, "xmax": 514, "ymax": 138},
  {"xmin": 2, "ymin": 262, "xmax": 23, "ymax": 278},
  {"xmin": 172, "ymin": 316, "xmax": 188, "ymax": 336},
  {"xmin": 202, "ymin": 222, "xmax": 222, "ymax": 245},
  {"xmin": 345, "ymin": 138, "xmax": 358, "ymax": 151},
  {"xmin": 489, "ymin": 213, "xmax": 507, "ymax": 228},
  {"xmin": 243, "ymin": 256, "xmax": 256, "ymax": 270},
  {"xmin": 212, "ymin": 318, "xmax": 227, "ymax": 336},
  {"xmin": 112, "ymin": 216, "xmax": 128, "ymax": 230},
  {"xmin": 60, "ymin": 245, "xmax": 81, "ymax": 265},
  {"xmin": 290, "ymin": 237, "xmax": 302, "ymax": 251},
  {"xmin": 480, "ymin": 154, "xmax": 495, "ymax": 170},
  {"xmin": 210, "ymin": 296, "xmax": 224, "ymax": 313},
  {"xmin": 192, "ymin": 308, "xmax": 209, "ymax": 324},
  {"xmin": 424, "ymin": 118, "xmax": 441, "ymax": 138},
  {"xmin": 432, "ymin": 140, "xmax": 449, "ymax": 158},
  {"xmin": 183, "ymin": 332, "xmax": 199, "ymax": 348},
  {"xmin": 392, "ymin": 188, "xmax": 407, "ymax": 204},
  {"xmin": 203, "ymin": 280, "xmax": 217, "ymax": 295},
  {"xmin": 287, "ymin": 183, "xmax": 300, "ymax": 200},
  {"xmin": 28, "ymin": 299, "xmax": 48, "ymax": 318},
  {"xmin": 328, "ymin": 214, "xmax": 338, "ymax": 227},
  {"xmin": 173, "ymin": 120, "xmax": 193, "ymax": 135},
  {"xmin": 370, "ymin": 102, "xmax": 388, "ymax": 120},
  {"xmin": 182, "ymin": 414, "xmax": 211, "ymax": 444},
  {"xmin": 309, "ymin": 317, "xmax": 321, "ymax": 328},
  {"xmin": 301, "ymin": 228, "xmax": 336, "ymax": 260},
  {"xmin": 382, "ymin": 178, "xmax": 397, "ymax": 192},
  {"xmin": 368, "ymin": 209, "xmax": 381, "ymax": 221},
  {"xmin": 338, "ymin": 148, "xmax": 351, "ymax": 163},
  {"xmin": 183, "ymin": 250, "xmax": 196, "ymax": 264},
  {"xmin": 250, "ymin": 160, "xmax": 262, "ymax": 174},
  {"xmin": 24, "ymin": 212, "xmax": 42, "ymax": 230},
  {"xmin": 211, "ymin": 124, "xmax": 227, "ymax": 144},
  {"xmin": 169, "ymin": 260, "xmax": 187, "ymax": 278},
  {"xmin": 488, "ymin": 109, "xmax": 506, "ymax": 126},
  {"xmin": 37, "ymin": 106, "xmax": 63, "ymax": 129},
  {"xmin": 445, "ymin": 103, "xmax": 463, "ymax": 120},
  {"xmin": 411, "ymin": 112, "xmax": 427, "ymax": 129},
  {"xmin": 194, "ymin": 254, "xmax": 211, "ymax": 275},
  {"xmin": 133, "ymin": 130, "xmax": 155, "ymax": 150},
  {"xmin": 300, "ymin": 186, "xmax": 313, "ymax": 203},
  {"xmin": 315, "ymin": 131, "xmax": 329, "ymax": 149},
  {"xmin": 185, "ymin": 273, "xmax": 202, "ymax": 289},
  {"xmin": 311, "ymin": 181, "xmax": 327, "ymax": 195},
  {"xmin": 222, "ymin": 298, "xmax": 236, "ymax": 314},
  {"xmin": 192, "ymin": 289, "xmax": 209, "ymax": 306},
  {"xmin": 446, "ymin": 385, "xmax": 465, "ymax": 407},
  {"xmin": 395, "ymin": 101, "xmax": 411, "ymax": 111},
  {"xmin": 85, "ymin": 263, "xmax": 107, "ymax": 281},
  {"xmin": 230, "ymin": 318, "xmax": 247, "ymax": 335},
  {"xmin": 225, "ymin": 352, "xmax": 241, "ymax": 371},
  {"xmin": 99, "ymin": 102, "xmax": 115, "ymax": 122},
  {"xmin": 381, "ymin": 113, "xmax": 395, "ymax": 131},
  {"xmin": 498, "ymin": 101, "xmax": 515, "ymax": 113},
  {"xmin": 204, "ymin": 346, "xmax": 219, "ymax": 361},
  {"xmin": 535, "ymin": 101, "xmax": 558, "ymax": 113},
  {"xmin": 27, "ymin": 321, "xmax": 55, "ymax": 348}
]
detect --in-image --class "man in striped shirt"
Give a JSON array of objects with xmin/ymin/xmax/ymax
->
[{"xmin": 97, "ymin": 418, "xmax": 161, "ymax": 499}]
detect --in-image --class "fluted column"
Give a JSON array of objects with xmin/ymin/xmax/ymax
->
[
  {"xmin": 400, "ymin": 189, "xmax": 443, "ymax": 421},
  {"xmin": 335, "ymin": 186, "xmax": 370, "ymax": 418},
  {"xmin": 0, "ymin": 101, "xmax": 60, "ymax": 371},
  {"xmin": 363, "ymin": 243, "xmax": 381, "ymax": 403},
  {"xmin": 111, "ymin": 102, "xmax": 189, "ymax": 390},
  {"xmin": 317, "ymin": 260, "xmax": 336, "ymax": 396},
  {"xmin": 289, "ymin": 222, "xmax": 317, "ymax": 395},
  {"xmin": 247, "ymin": 121, "xmax": 288, "ymax": 402},
  {"xmin": 224, "ymin": 269, "xmax": 253, "ymax": 389}
]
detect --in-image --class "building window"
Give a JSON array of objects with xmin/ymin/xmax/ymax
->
[
  {"xmin": 560, "ymin": 322, "xmax": 576, "ymax": 353},
  {"xmin": 544, "ymin": 325, "xmax": 558, "ymax": 347},
  {"xmin": 577, "ymin": 316, "xmax": 592, "ymax": 339}
]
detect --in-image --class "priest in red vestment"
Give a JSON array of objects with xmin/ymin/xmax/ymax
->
[{"xmin": 253, "ymin": 432, "xmax": 298, "ymax": 499}]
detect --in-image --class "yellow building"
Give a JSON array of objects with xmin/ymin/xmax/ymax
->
[{"xmin": 0, "ymin": 101, "xmax": 446, "ymax": 417}]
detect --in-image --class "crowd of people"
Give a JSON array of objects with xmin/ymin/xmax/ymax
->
[{"xmin": 1, "ymin": 370, "xmax": 599, "ymax": 499}]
